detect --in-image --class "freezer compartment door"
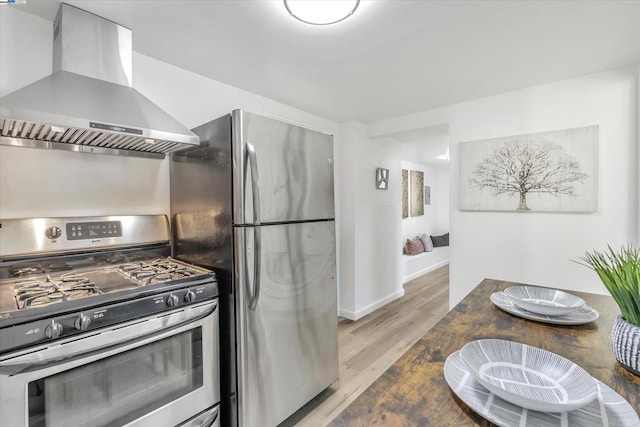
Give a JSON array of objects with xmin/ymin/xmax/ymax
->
[
  {"xmin": 234, "ymin": 221, "xmax": 338, "ymax": 427},
  {"xmin": 232, "ymin": 110, "xmax": 334, "ymax": 225}
]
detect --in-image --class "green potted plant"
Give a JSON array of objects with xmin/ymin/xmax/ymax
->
[{"xmin": 579, "ymin": 245, "xmax": 640, "ymax": 376}]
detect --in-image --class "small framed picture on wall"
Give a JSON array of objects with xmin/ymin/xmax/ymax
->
[{"xmin": 376, "ymin": 167, "xmax": 389, "ymax": 190}]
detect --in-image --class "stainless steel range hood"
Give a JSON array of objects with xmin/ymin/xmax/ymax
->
[{"xmin": 0, "ymin": 3, "xmax": 199, "ymax": 159}]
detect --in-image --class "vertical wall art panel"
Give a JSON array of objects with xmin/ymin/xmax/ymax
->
[
  {"xmin": 410, "ymin": 170, "xmax": 424, "ymax": 216},
  {"xmin": 459, "ymin": 125, "xmax": 599, "ymax": 212},
  {"xmin": 402, "ymin": 169, "xmax": 408, "ymax": 218}
]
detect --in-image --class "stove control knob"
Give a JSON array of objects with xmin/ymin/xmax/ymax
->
[
  {"xmin": 184, "ymin": 290, "xmax": 197, "ymax": 303},
  {"xmin": 45, "ymin": 226, "xmax": 62, "ymax": 240},
  {"xmin": 166, "ymin": 294, "xmax": 179, "ymax": 307},
  {"xmin": 74, "ymin": 315, "xmax": 92, "ymax": 331},
  {"xmin": 45, "ymin": 322, "xmax": 64, "ymax": 339}
]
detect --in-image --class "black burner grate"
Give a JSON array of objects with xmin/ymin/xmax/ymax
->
[
  {"xmin": 9, "ymin": 262, "xmax": 73, "ymax": 278},
  {"xmin": 118, "ymin": 259, "xmax": 198, "ymax": 286},
  {"xmin": 13, "ymin": 273, "xmax": 101, "ymax": 309}
]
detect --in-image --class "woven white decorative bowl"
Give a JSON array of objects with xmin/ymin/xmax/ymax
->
[
  {"xmin": 503, "ymin": 286, "xmax": 585, "ymax": 316},
  {"xmin": 460, "ymin": 339, "xmax": 597, "ymax": 412}
]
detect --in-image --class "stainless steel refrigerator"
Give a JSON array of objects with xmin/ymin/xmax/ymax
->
[{"xmin": 170, "ymin": 110, "xmax": 338, "ymax": 427}]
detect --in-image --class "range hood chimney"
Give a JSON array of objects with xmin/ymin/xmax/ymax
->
[{"xmin": 0, "ymin": 3, "xmax": 199, "ymax": 158}]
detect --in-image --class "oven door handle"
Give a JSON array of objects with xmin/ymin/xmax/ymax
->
[
  {"xmin": 200, "ymin": 407, "xmax": 219, "ymax": 427},
  {"xmin": 0, "ymin": 300, "xmax": 217, "ymax": 376}
]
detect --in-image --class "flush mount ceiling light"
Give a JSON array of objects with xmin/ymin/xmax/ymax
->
[{"xmin": 284, "ymin": 0, "xmax": 360, "ymax": 25}]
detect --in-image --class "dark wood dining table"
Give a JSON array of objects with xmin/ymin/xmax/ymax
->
[{"xmin": 329, "ymin": 278, "xmax": 640, "ymax": 426}]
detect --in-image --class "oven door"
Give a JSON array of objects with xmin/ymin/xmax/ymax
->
[{"xmin": 0, "ymin": 300, "xmax": 219, "ymax": 427}]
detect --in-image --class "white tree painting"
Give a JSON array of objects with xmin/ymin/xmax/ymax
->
[{"xmin": 459, "ymin": 126, "xmax": 598, "ymax": 212}]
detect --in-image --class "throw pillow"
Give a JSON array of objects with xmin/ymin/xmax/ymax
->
[
  {"xmin": 431, "ymin": 232, "xmax": 450, "ymax": 247},
  {"xmin": 404, "ymin": 237, "xmax": 425, "ymax": 255},
  {"xmin": 418, "ymin": 233, "xmax": 433, "ymax": 252}
]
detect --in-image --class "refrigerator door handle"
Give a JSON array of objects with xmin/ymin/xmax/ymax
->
[
  {"xmin": 245, "ymin": 140, "xmax": 261, "ymax": 226},
  {"xmin": 245, "ymin": 140, "xmax": 261, "ymax": 310},
  {"xmin": 248, "ymin": 226, "xmax": 261, "ymax": 310}
]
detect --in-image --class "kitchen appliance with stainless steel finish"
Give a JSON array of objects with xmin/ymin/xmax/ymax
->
[
  {"xmin": 0, "ymin": 3, "xmax": 199, "ymax": 159},
  {"xmin": 0, "ymin": 215, "xmax": 220, "ymax": 427},
  {"xmin": 171, "ymin": 110, "xmax": 338, "ymax": 427}
]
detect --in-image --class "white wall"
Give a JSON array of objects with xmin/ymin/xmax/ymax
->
[
  {"xmin": 369, "ymin": 67, "xmax": 640, "ymax": 308},
  {"xmin": 0, "ymin": 7, "xmax": 51, "ymax": 99},
  {"xmin": 357, "ymin": 136, "xmax": 403, "ymax": 318},
  {"xmin": 637, "ymin": 66, "xmax": 640, "ymax": 244},
  {"xmin": 336, "ymin": 122, "xmax": 403, "ymax": 320},
  {"xmin": 433, "ymin": 166, "xmax": 450, "ymax": 235},
  {"xmin": 335, "ymin": 122, "xmax": 360, "ymax": 316}
]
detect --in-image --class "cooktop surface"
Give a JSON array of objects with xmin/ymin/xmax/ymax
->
[{"xmin": 0, "ymin": 250, "xmax": 214, "ymax": 322}]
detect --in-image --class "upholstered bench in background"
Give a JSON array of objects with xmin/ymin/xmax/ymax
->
[{"xmin": 402, "ymin": 232, "xmax": 450, "ymax": 283}]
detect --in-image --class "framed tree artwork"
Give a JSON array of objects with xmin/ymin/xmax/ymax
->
[{"xmin": 458, "ymin": 125, "xmax": 598, "ymax": 212}]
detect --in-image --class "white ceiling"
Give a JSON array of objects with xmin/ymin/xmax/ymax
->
[
  {"xmin": 13, "ymin": 0, "xmax": 640, "ymax": 124},
  {"xmin": 391, "ymin": 124, "xmax": 450, "ymax": 166}
]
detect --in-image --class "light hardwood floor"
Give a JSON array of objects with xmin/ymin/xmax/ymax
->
[{"xmin": 281, "ymin": 264, "xmax": 450, "ymax": 427}]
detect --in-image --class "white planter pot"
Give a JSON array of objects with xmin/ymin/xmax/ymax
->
[{"xmin": 612, "ymin": 315, "xmax": 640, "ymax": 376}]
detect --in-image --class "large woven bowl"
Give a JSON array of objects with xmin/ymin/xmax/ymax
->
[
  {"xmin": 503, "ymin": 286, "xmax": 585, "ymax": 316},
  {"xmin": 460, "ymin": 339, "xmax": 597, "ymax": 412}
]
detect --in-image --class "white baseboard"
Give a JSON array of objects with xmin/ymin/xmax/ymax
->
[
  {"xmin": 338, "ymin": 308, "xmax": 357, "ymax": 320},
  {"xmin": 403, "ymin": 259, "xmax": 449, "ymax": 283},
  {"xmin": 338, "ymin": 289, "xmax": 405, "ymax": 321}
]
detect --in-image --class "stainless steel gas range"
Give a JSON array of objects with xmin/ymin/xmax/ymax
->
[{"xmin": 0, "ymin": 215, "xmax": 220, "ymax": 427}]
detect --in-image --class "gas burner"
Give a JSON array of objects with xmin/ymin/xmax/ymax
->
[
  {"xmin": 118, "ymin": 259, "xmax": 200, "ymax": 286},
  {"xmin": 93, "ymin": 253, "xmax": 155, "ymax": 265},
  {"xmin": 9, "ymin": 262, "xmax": 73, "ymax": 278},
  {"xmin": 171, "ymin": 269, "xmax": 197, "ymax": 280},
  {"xmin": 12, "ymin": 274, "xmax": 101, "ymax": 309},
  {"xmin": 119, "ymin": 262, "xmax": 146, "ymax": 272},
  {"xmin": 10, "ymin": 266, "xmax": 45, "ymax": 277},
  {"xmin": 147, "ymin": 269, "xmax": 197, "ymax": 285},
  {"xmin": 149, "ymin": 259, "xmax": 181, "ymax": 270}
]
